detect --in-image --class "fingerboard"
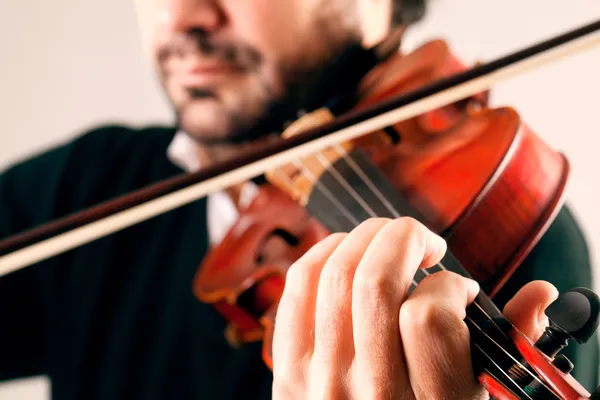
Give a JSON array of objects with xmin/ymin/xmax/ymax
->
[
  {"xmin": 304, "ymin": 148, "xmax": 503, "ymax": 316},
  {"xmin": 305, "ymin": 149, "xmax": 422, "ymax": 231}
]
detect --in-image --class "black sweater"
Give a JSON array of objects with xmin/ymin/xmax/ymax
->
[{"xmin": 0, "ymin": 125, "xmax": 597, "ymax": 399}]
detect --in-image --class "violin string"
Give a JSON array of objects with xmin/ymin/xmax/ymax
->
[
  {"xmin": 334, "ymin": 145, "xmax": 401, "ymax": 218},
  {"xmin": 296, "ymin": 147, "xmax": 554, "ymax": 393},
  {"xmin": 290, "ymin": 159, "xmax": 361, "ymax": 227},
  {"xmin": 286, "ymin": 156, "xmax": 418, "ymax": 286},
  {"xmin": 315, "ymin": 153, "xmax": 379, "ymax": 218},
  {"xmin": 326, "ymin": 149, "xmax": 556, "ymax": 391},
  {"xmin": 413, "ymin": 268, "xmax": 554, "ymax": 393},
  {"xmin": 471, "ymin": 342, "xmax": 534, "ymax": 400},
  {"xmin": 330, "ymin": 146, "xmax": 507, "ymax": 326}
]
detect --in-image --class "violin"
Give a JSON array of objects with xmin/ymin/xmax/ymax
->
[
  {"xmin": 191, "ymin": 30, "xmax": 596, "ymax": 399},
  {"xmin": 1, "ymin": 18, "xmax": 600, "ymax": 399}
]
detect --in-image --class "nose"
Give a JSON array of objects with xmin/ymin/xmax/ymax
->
[{"xmin": 167, "ymin": 0, "xmax": 226, "ymax": 33}]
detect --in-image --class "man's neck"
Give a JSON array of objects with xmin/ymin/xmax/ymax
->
[{"xmin": 310, "ymin": 29, "xmax": 404, "ymax": 116}]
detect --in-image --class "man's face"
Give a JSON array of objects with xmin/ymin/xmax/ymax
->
[{"xmin": 138, "ymin": 0, "xmax": 390, "ymax": 143}]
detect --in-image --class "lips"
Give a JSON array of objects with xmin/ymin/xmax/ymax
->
[
  {"xmin": 177, "ymin": 62, "xmax": 241, "ymax": 87},
  {"xmin": 189, "ymin": 62, "xmax": 234, "ymax": 73}
]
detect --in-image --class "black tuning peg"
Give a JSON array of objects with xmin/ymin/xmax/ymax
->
[{"xmin": 534, "ymin": 287, "xmax": 600, "ymax": 358}]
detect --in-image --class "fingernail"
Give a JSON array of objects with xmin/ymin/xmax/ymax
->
[
  {"xmin": 424, "ymin": 233, "xmax": 447, "ymax": 268},
  {"xmin": 432, "ymin": 233, "xmax": 447, "ymax": 250},
  {"xmin": 538, "ymin": 287, "xmax": 558, "ymax": 328},
  {"xmin": 465, "ymin": 278, "xmax": 480, "ymax": 298},
  {"xmin": 538, "ymin": 312, "xmax": 549, "ymax": 329},
  {"xmin": 550, "ymin": 286, "xmax": 560, "ymax": 301}
]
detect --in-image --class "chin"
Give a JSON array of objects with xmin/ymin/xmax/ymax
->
[
  {"xmin": 181, "ymin": 123, "xmax": 232, "ymax": 143},
  {"xmin": 178, "ymin": 102, "xmax": 235, "ymax": 142}
]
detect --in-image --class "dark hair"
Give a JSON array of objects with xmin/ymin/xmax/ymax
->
[{"xmin": 392, "ymin": 0, "xmax": 427, "ymax": 26}]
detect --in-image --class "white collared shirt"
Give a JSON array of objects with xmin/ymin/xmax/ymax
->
[{"xmin": 166, "ymin": 130, "xmax": 259, "ymax": 245}]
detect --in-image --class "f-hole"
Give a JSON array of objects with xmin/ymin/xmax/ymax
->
[
  {"xmin": 236, "ymin": 228, "xmax": 300, "ymax": 319},
  {"xmin": 384, "ymin": 126, "xmax": 401, "ymax": 144},
  {"xmin": 255, "ymin": 228, "xmax": 300, "ymax": 264}
]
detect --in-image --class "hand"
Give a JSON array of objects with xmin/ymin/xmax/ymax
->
[{"xmin": 271, "ymin": 217, "xmax": 558, "ymax": 399}]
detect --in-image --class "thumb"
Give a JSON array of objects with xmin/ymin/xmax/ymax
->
[{"xmin": 502, "ymin": 281, "xmax": 559, "ymax": 340}]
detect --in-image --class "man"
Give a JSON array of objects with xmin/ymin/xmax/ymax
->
[{"xmin": 0, "ymin": 0, "xmax": 597, "ymax": 398}]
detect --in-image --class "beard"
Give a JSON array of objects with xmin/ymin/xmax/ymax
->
[{"xmin": 155, "ymin": 4, "xmax": 370, "ymax": 146}]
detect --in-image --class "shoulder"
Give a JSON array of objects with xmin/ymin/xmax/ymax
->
[
  {"xmin": 496, "ymin": 204, "xmax": 593, "ymax": 304},
  {"xmin": 69, "ymin": 123, "xmax": 177, "ymax": 157},
  {"xmin": 0, "ymin": 123, "xmax": 180, "ymax": 231},
  {"xmin": 64, "ymin": 123, "xmax": 178, "ymax": 175},
  {"xmin": 64, "ymin": 123, "xmax": 182, "ymax": 188},
  {"xmin": 2, "ymin": 123, "xmax": 178, "ymax": 180}
]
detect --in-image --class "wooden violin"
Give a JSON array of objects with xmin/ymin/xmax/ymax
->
[
  {"xmin": 1, "ymin": 18, "xmax": 600, "ymax": 399},
  {"xmin": 192, "ymin": 31, "xmax": 597, "ymax": 399}
]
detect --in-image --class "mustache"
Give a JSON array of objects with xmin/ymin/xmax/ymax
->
[{"xmin": 158, "ymin": 29, "xmax": 262, "ymax": 69}]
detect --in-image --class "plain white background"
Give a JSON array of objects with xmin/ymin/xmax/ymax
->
[{"xmin": 1, "ymin": 0, "xmax": 600, "ymax": 398}]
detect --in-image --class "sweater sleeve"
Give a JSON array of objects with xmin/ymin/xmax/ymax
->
[
  {"xmin": 0, "ymin": 124, "xmax": 177, "ymax": 382},
  {"xmin": 0, "ymin": 143, "xmax": 74, "ymax": 381}
]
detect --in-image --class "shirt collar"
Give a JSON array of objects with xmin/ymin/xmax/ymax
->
[
  {"xmin": 166, "ymin": 129, "xmax": 259, "ymax": 208},
  {"xmin": 166, "ymin": 130, "xmax": 203, "ymax": 172}
]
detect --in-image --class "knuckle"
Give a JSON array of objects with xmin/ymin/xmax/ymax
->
[
  {"xmin": 433, "ymin": 270, "xmax": 471, "ymax": 297},
  {"xmin": 361, "ymin": 384, "xmax": 392, "ymax": 400},
  {"xmin": 353, "ymin": 217, "xmax": 392, "ymax": 234},
  {"xmin": 354, "ymin": 271, "xmax": 398, "ymax": 307},
  {"xmin": 282, "ymin": 269, "xmax": 317, "ymax": 310},
  {"xmin": 303, "ymin": 232, "xmax": 346, "ymax": 262},
  {"xmin": 399, "ymin": 298, "xmax": 418, "ymax": 331},
  {"xmin": 396, "ymin": 216, "xmax": 425, "ymax": 235},
  {"xmin": 312, "ymin": 385, "xmax": 345, "ymax": 400},
  {"xmin": 398, "ymin": 216, "xmax": 424, "ymax": 232},
  {"xmin": 399, "ymin": 301, "xmax": 424, "ymax": 334},
  {"xmin": 326, "ymin": 232, "xmax": 348, "ymax": 243},
  {"xmin": 319, "ymin": 256, "xmax": 354, "ymax": 299},
  {"xmin": 400, "ymin": 297, "xmax": 463, "ymax": 338},
  {"xmin": 272, "ymin": 357, "xmax": 295, "ymax": 382},
  {"xmin": 314, "ymin": 263, "xmax": 354, "ymax": 334},
  {"xmin": 436, "ymin": 270, "xmax": 461, "ymax": 285},
  {"xmin": 284, "ymin": 261, "xmax": 310, "ymax": 296},
  {"xmin": 300, "ymin": 232, "xmax": 346, "ymax": 263},
  {"xmin": 383, "ymin": 217, "xmax": 427, "ymax": 252},
  {"xmin": 272, "ymin": 359, "xmax": 307, "ymax": 400},
  {"xmin": 308, "ymin": 369, "xmax": 348, "ymax": 400},
  {"xmin": 284, "ymin": 233, "xmax": 347, "ymax": 289},
  {"xmin": 400, "ymin": 293, "xmax": 437, "ymax": 328}
]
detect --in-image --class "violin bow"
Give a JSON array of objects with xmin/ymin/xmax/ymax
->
[{"xmin": 0, "ymin": 18, "xmax": 599, "ymax": 276}]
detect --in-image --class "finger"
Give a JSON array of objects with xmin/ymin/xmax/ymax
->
[
  {"xmin": 272, "ymin": 233, "xmax": 346, "ymax": 382},
  {"xmin": 502, "ymin": 280, "xmax": 559, "ymax": 340},
  {"xmin": 310, "ymin": 218, "xmax": 391, "ymax": 395},
  {"xmin": 399, "ymin": 270, "xmax": 482, "ymax": 400},
  {"xmin": 351, "ymin": 217, "xmax": 447, "ymax": 399}
]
